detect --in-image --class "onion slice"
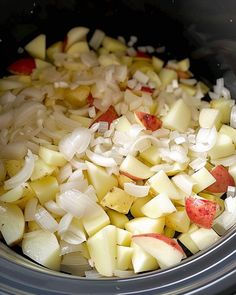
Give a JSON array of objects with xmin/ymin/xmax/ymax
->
[
  {"xmin": 24, "ymin": 197, "xmax": 38, "ymax": 221},
  {"xmin": 34, "ymin": 205, "xmax": 58, "ymax": 233},
  {"xmin": 124, "ymin": 183, "xmax": 150, "ymax": 197},
  {"xmin": 4, "ymin": 149, "xmax": 35, "ymax": 190},
  {"xmin": 86, "ymin": 150, "xmax": 117, "ymax": 167}
]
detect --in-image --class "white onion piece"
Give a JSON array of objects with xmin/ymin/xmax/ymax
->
[
  {"xmin": 211, "ymin": 154, "xmax": 236, "ymax": 167},
  {"xmin": 150, "ymin": 164, "xmax": 175, "ymax": 172},
  {"xmin": 58, "ymin": 163, "xmax": 72, "ymax": 183},
  {"xmin": 58, "ymin": 213, "xmax": 73, "ymax": 235},
  {"xmin": 0, "ymin": 142, "xmax": 27, "ymax": 160},
  {"xmin": 227, "ymin": 186, "xmax": 236, "ymax": 198},
  {"xmin": 23, "ymin": 230, "xmax": 43, "ymax": 239},
  {"xmin": 189, "ymin": 127, "xmax": 217, "ymax": 153},
  {"xmin": 60, "ymin": 240, "xmax": 84, "ymax": 256},
  {"xmin": 225, "ymin": 196, "xmax": 236, "ymax": 213},
  {"xmin": 34, "ymin": 205, "xmax": 58, "ymax": 233},
  {"xmin": 0, "ymin": 110, "xmax": 13, "ymax": 129},
  {"xmin": 0, "ymin": 159, "xmax": 6, "ymax": 182},
  {"xmin": 172, "ymin": 174, "xmax": 196, "ymax": 195},
  {"xmin": 0, "ymin": 185, "xmax": 24, "ymax": 202},
  {"xmin": 124, "ymin": 182, "xmax": 150, "ymax": 197},
  {"xmin": 24, "ymin": 197, "xmax": 38, "ymax": 221},
  {"xmin": 44, "ymin": 200, "xmax": 66, "ymax": 216},
  {"xmin": 70, "ymin": 159, "xmax": 87, "ymax": 170},
  {"xmin": 61, "ymin": 220, "xmax": 87, "ymax": 245},
  {"xmin": 0, "ymin": 91, "xmax": 16, "ymax": 105},
  {"xmin": 59, "ymin": 179, "xmax": 88, "ymax": 193},
  {"xmin": 114, "ymin": 270, "xmax": 135, "ymax": 278},
  {"xmin": 53, "ymin": 111, "xmax": 82, "ymax": 131},
  {"xmin": 85, "ymin": 270, "xmax": 103, "ymax": 279},
  {"xmin": 189, "ymin": 158, "xmax": 207, "ymax": 171},
  {"xmin": 129, "ymin": 135, "xmax": 160, "ymax": 154},
  {"xmin": 4, "ymin": 150, "xmax": 34, "ymax": 190},
  {"xmin": 59, "ymin": 127, "xmax": 91, "ymax": 161},
  {"xmin": 230, "ymin": 105, "xmax": 236, "ymax": 128},
  {"xmin": 89, "ymin": 29, "xmax": 105, "ymax": 50},
  {"xmin": 86, "ymin": 150, "xmax": 117, "ymax": 167},
  {"xmin": 128, "ymin": 124, "xmax": 145, "ymax": 138},
  {"xmin": 84, "ymin": 185, "xmax": 98, "ymax": 202},
  {"xmin": 57, "ymin": 189, "xmax": 101, "ymax": 218}
]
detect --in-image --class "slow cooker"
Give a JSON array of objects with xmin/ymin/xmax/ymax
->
[{"xmin": 0, "ymin": 0, "xmax": 236, "ymax": 294}]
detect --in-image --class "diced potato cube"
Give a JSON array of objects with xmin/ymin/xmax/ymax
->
[
  {"xmin": 139, "ymin": 146, "xmax": 161, "ymax": 165},
  {"xmin": 210, "ymin": 99, "xmax": 234, "ymax": 124},
  {"xmin": 66, "ymin": 41, "xmax": 90, "ymax": 55},
  {"xmin": 147, "ymin": 170, "xmax": 180, "ymax": 200},
  {"xmin": 164, "ymin": 227, "xmax": 175, "ymax": 238},
  {"xmin": 177, "ymin": 58, "xmax": 190, "ymax": 71},
  {"xmin": 178, "ymin": 225, "xmax": 199, "ymax": 254},
  {"xmin": 152, "ymin": 56, "xmax": 164, "ymax": 73},
  {"xmin": 159, "ymin": 68, "xmax": 178, "ymax": 88},
  {"xmin": 31, "ymin": 158, "xmax": 55, "ymax": 181},
  {"xmin": 208, "ymin": 133, "xmax": 235, "ymax": 160},
  {"xmin": 5, "ymin": 159, "xmax": 23, "ymax": 177},
  {"xmin": 39, "ymin": 146, "xmax": 67, "ymax": 167},
  {"xmin": 117, "ymin": 228, "xmax": 132, "ymax": 246},
  {"xmin": 165, "ymin": 207, "xmax": 190, "ymax": 233},
  {"xmin": 30, "ymin": 176, "xmax": 59, "ymax": 204},
  {"xmin": 191, "ymin": 167, "xmax": 216, "ymax": 193},
  {"xmin": 117, "ymin": 174, "xmax": 134, "ymax": 190},
  {"xmin": 125, "ymin": 216, "xmax": 165, "ymax": 234},
  {"xmin": 130, "ymin": 195, "xmax": 153, "ymax": 217},
  {"xmin": 219, "ymin": 124, "xmax": 236, "ymax": 145},
  {"xmin": 101, "ymin": 187, "xmax": 135, "ymax": 214},
  {"xmin": 179, "ymin": 84, "xmax": 196, "ymax": 96},
  {"xmin": 64, "ymin": 85, "xmax": 90, "ymax": 107},
  {"xmin": 189, "ymin": 228, "xmax": 220, "ymax": 250},
  {"xmin": 199, "ymin": 108, "xmax": 221, "ymax": 129},
  {"xmin": 102, "ymin": 36, "xmax": 127, "ymax": 52},
  {"xmin": 106, "ymin": 209, "xmax": 129, "ymax": 229},
  {"xmin": 162, "ymin": 99, "xmax": 191, "ymax": 132}
]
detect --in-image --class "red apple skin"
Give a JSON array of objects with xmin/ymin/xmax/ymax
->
[
  {"xmin": 120, "ymin": 171, "xmax": 144, "ymax": 181},
  {"xmin": 185, "ymin": 197, "xmax": 217, "ymax": 229},
  {"xmin": 141, "ymin": 86, "xmax": 154, "ymax": 94},
  {"xmin": 132, "ymin": 233, "xmax": 185, "ymax": 254},
  {"xmin": 135, "ymin": 111, "xmax": 162, "ymax": 131},
  {"xmin": 8, "ymin": 58, "xmax": 36, "ymax": 75},
  {"xmin": 206, "ymin": 165, "xmax": 235, "ymax": 193},
  {"xmin": 91, "ymin": 106, "xmax": 118, "ymax": 127}
]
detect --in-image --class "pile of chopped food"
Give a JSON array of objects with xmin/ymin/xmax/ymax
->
[{"xmin": 1, "ymin": 26, "xmax": 236, "ymax": 278}]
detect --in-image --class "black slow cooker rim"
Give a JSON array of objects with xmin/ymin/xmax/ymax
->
[{"xmin": 0, "ymin": 225, "xmax": 236, "ymax": 295}]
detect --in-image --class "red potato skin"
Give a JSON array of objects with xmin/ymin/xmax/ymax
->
[
  {"xmin": 135, "ymin": 51, "xmax": 151, "ymax": 59},
  {"xmin": 120, "ymin": 171, "xmax": 144, "ymax": 181},
  {"xmin": 141, "ymin": 86, "xmax": 154, "ymax": 94},
  {"xmin": 8, "ymin": 58, "xmax": 36, "ymax": 75},
  {"xmin": 185, "ymin": 197, "xmax": 217, "ymax": 229},
  {"xmin": 91, "ymin": 105, "xmax": 119, "ymax": 127},
  {"xmin": 206, "ymin": 165, "xmax": 235, "ymax": 193},
  {"xmin": 132, "ymin": 233, "xmax": 185, "ymax": 254},
  {"xmin": 87, "ymin": 94, "xmax": 94, "ymax": 107},
  {"xmin": 62, "ymin": 37, "xmax": 68, "ymax": 52},
  {"xmin": 176, "ymin": 70, "xmax": 191, "ymax": 79},
  {"xmin": 135, "ymin": 111, "xmax": 162, "ymax": 131}
]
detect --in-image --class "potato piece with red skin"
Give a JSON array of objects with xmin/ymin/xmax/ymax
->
[
  {"xmin": 87, "ymin": 94, "xmax": 94, "ymax": 107},
  {"xmin": 185, "ymin": 197, "xmax": 218, "ymax": 229},
  {"xmin": 135, "ymin": 111, "xmax": 162, "ymax": 131},
  {"xmin": 141, "ymin": 86, "xmax": 154, "ymax": 94},
  {"xmin": 206, "ymin": 165, "xmax": 235, "ymax": 193},
  {"xmin": 8, "ymin": 58, "xmax": 36, "ymax": 75},
  {"xmin": 91, "ymin": 106, "xmax": 119, "ymax": 127}
]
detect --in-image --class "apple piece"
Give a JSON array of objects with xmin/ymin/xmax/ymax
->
[
  {"xmin": 101, "ymin": 187, "xmax": 135, "ymax": 214},
  {"xmin": 159, "ymin": 68, "xmax": 178, "ymax": 88},
  {"xmin": 86, "ymin": 161, "xmax": 118, "ymax": 201},
  {"xmin": 130, "ymin": 195, "xmax": 153, "ymax": 217},
  {"xmin": 210, "ymin": 98, "xmax": 234, "ymax": 124},
  {"xmin": 120, "ymin": 155, "xmax": 154, "ymax": 180},
  {"xmin": 199, "ymin": 108, "xmax": 221, "ymax": 129},
  {"xmin": 46, "ymin": 41, "xmax": 63, "ymax": 61},
  {"xmin": 117, "ymin": 228, "xmax": 132, "ymax": 246},
  {"xmin": 147, "ymin": 170, "xmax": 180, "ymax": 200},
  {"xmin": 208, "ymin": 133, "xmax": 235, "ymax": 160},
  {"xmin": 0, "ymin": 202, "xmax": 25, "ymax": 246},
  {"xmin": 30, "ymin": 175, "xmax": 59, "ymax": 205},
  {"xmin": 117, "ymin": 245, "xmax": 133, "ymax": 270},
  {"xmin": 139, "ymin": 145, "xmax": 161, "ymax": 165},
  {"xmin": 66, "ymin": 41, "xmax": 90, "ymax": 55},
  {"xmin": 115, "ymin": 115, "xmax": 132, "ymax": 132},
  {"xmin": 191, "ymin": 167, "xmax": 216, "ymax": 193},
  {"xmin": 162, "ymin": 99, "xmax": 191, "ymax": 132},
  {"xmin": 102, "ymin": 36, "xmax": 127, "ymax": 53},
  {"xmin": 64, "ymin": 27, "xmax": 89, "ymax": 51},
  {"xmin": 106, "ymin": 209, "xmax": 129, "ymax": 229},
  {"xmin": 91, "ymin": 106, "xmax": 119, "ymax": 127},
  {"xmin": 178, "ymin": 224, "xmax": 199, "ymax": 254},
  {"xmin": 185, "ymin": 196, "xmax": 217, "ymax": 228},
  {"xmin": 8, "ymin": 58, "xmax": 36, "ymax": 75},
  {"xmin": 39, "ymin": 146, "xmax": 67, "ymax": 167},
  {"xmin": 22, "ymin": 230, "xmax": 61, "ymax": 270},
  {"xmin": 165, "ymin": 206, "xmax": 190, "ymax": 233},
  {"xmin": 189, "ymin": 228, "xmax": 220, "ymax": 250},
  {"xmin": 206, "ymin": 165, "xmax": 235, "ymax": 193},
  {"xmin": 82, "ymin": 206, "xmax": 110, "ymax": 237},
  {"xmin": 87, "ymin": 225, "xmax": 117, "ymax": 277},
  {"xmin": 219, "ymin": 124, "xmax": 236, "ymax": 145},
  {"xmin": 152, "ymin": 56, "xmax": 164, "ymax": 73},
  {"xmin": 24, "ymin": 34, "xmax": 46, "ymax": 60},
  {"xmin": 141, "ymin": 193, "xmax": 176, "ymax": 218},
  {"xmin": 64, "ymin": 85, "xmax": 90, "ymax": 107},
  {"xmin": 134, "ymin": 111, "xmax": 162, "ymax": 131},
  {"xmin": 132, "ymin": 233, "xmax": 185, "ymax": 268},
  {"xmin": 131, "ymin": 240, "xmax": 159, "ymax": 273},
  {"xmin": 125, "ymin": 216, "xmax": 165, "ymax": 234},
  {"xmin": 30, "ymin": 158, "xmax": 55, "ymax": 181}
]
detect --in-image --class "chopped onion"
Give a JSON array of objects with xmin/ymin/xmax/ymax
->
[
  {"xmin": 150, "ymin": 163, "xmax": 174, "ymax": 172},
  {"xmin": 59, "ymin": 127, "xmax": 92, "ymax": 161},
  {"xmin": 133, "ymin": 70, "xmax": 149, "ymax": 84},
  {"xmin": 57, "ymin": 189, "xmax": 102, "ymax": 218},
  {"xmin": 70, "ymin": 159, "xmax": 87, "ymax": 170},
  {"xmin": 0, "ymin": 159, "xmax": 6, "ymax": 182},
  {"xmin": 61, "ymin": 219, "xmax": 86, "ymax": 245},
  {"xmin": 60, "ymin": 240, "xmax": 84, "ymax": 256},
  {"xmin": 0, "ymin": 110, "xmax": 13, "ymax": 129},
  {"xmin": 58, "ymin": 213, "xmax": 73, "ymax": 235},
  {"xmin": 211, "ymin": 154, "xmax": 236, "ymax": 167},
  {"xmin": 225, "ymin": 196, "xmax": 236, "ymax": 213},
  {"xmin": 86, "ymin": 150, "xmax": 117, "ymax": 167},
  {"xmin": 67, "ymin": 169, "xmax": 83, "ymax": 182},
  {"xmin": 0, "ymin": 142, "xmax": 27, "ymax": 160},
  {"xmin": 172, "ymin": 173, "xmax": 196, "ymax": 195},
  {"xmin": 59, "ymin": 179, "xmax": 88, "ymax": 193},
  {"xmin": 44, "ymin": 200, "xmax": 66, "ymax": 216},
  {"xmin": 24, "ymin": 197, "xmax": 38, "ymax": 221},
  {"xmin": 89, "ymin": 29, "xmax": 105, "ymax": 50},
  {"xmin": 58, "ymin": 163, "xmax": 72, "ymax": 183},
  {"xmin": 114, "ymin": 270, "xmax": 135, "ymax": 278},
  {"xmin": 0, "ymin": 185, "xmax": 24, "ymax": 202},
  {"xmin": 34, "ymin": 205, "xmax": 58, "ymax": 233},
  {"xmin": 84, "ymin": 185, "xmax": 98, "ymax": 202},
  {"xmin": 53, "ymin": 111, "xmax": 82, "ymax": 131},
  {"xmin": 124, "ymin": 182, "xmax": 150, "ymax": 197},
  {"xmin": 85, "ymin": 269, "xmax": 103, "ymax": 279},
  {"xmin": 189, "ymin": 127, "xmax": 217, "ymax": 153},
  {"xmin": 4, "ymin": 149, "xmax": 35, "ymax": 190},
  {"xmin": 189, "ymin": 158, "xmax": 207, "ymax": 171},
  {"xmin": 227, "ymin": 186, "xmax": 236, "ymax": 198}
]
